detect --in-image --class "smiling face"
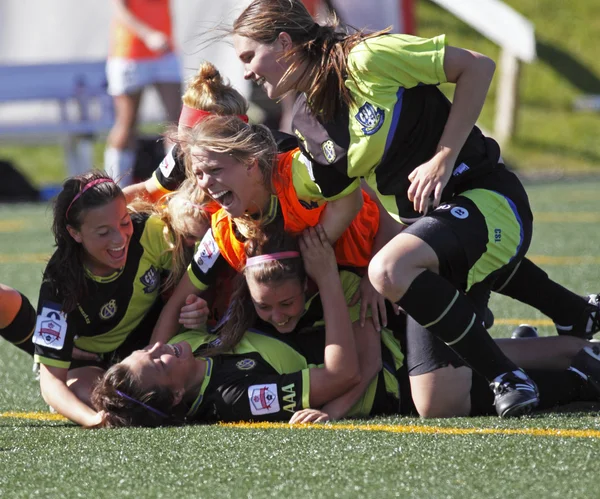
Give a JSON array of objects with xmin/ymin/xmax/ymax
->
[
  {"xmin": 233, "ymin": 33, "xmax": 295, "ymax": 100},
  {"xmin": 190, "ymin": 147, "xmax": 270, "ymax": 218},
  {"xmin": 121, "ymin": 342, "xmax": 197, "ymax": 405},
  {"xmin": 67, "ymin": 196, "xmax": 133, "ymax": 276},
  {"xmin": 247, "ymin": 276, "xmax": 306, "ymax": 333}
]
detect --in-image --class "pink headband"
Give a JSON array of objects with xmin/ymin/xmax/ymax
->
[
  {"xmin": 178, "ymin": 105, "xmax": 249, "ymax": 128},
  {"xmin": 245, "ymin": 251, "xmax": 300, "ymax": 268},
  {"xmin": 66, "ymin": 178, "xmax": 115, "ymax": 220}
]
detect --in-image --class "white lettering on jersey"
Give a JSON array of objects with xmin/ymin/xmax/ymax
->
[
  {"xmin": 194, "ymin": 229, "xmax": 221, "ymax": 274},
  {"xmin": 159, "ymin": 145, "xmax": 177, "ymax": 178},
  {"xmin": 33, "ymin": 305, "xmax": 67, "ymax": 350},
  {"xmin": 248, "ymin": 384, "xmax": 280, "ymax": 415}
]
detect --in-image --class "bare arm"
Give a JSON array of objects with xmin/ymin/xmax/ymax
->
[
  {"xmin": 111, "ymin": 0, "xmax": 170, "ymax": 52},
  {"xmin": 318, "ymin": 187, "xmax": 363, "ymax": 244},
  {"xmin": 408, "ymin": 46, "xmax": 496, "ymax": 213},
  {"xmin": 39, "ymin": 365, "xmax": 100, "ymax": 426},
  {"xmin": 150, "ymin": 273, "xmax": 202, "ymax": 344},
  {"xmin": 299, "ymin": 226, "xmax": 361, "ymax": 408},
  {"xmin": 123, "ymin": 178, "xmax": 165, "ymax": 204}
]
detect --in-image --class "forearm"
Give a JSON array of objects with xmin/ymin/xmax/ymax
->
[
  {"xmin": 112, "ymin": 0, "xmax": 156, "ymax": 40},
  {"xmin": 319, "ymin": 188, "xmax": 363, "ymax": 244},
  {"xmin": 320, "ymin": 322, "xmax": 381, "ymax": 420},
  {"xmin": 439, "ymin": 51, "xmax": 496, "ymax": 163},
  {"xmin": 40, "ymin": 370, "xmax": 98, "ymax": 426}
]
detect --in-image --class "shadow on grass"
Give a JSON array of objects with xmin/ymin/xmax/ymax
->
[{"xmin": 537, "ymin": 39, "xmax": 600, "ymax": 95}]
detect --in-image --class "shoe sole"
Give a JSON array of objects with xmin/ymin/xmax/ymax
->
[{"xmin": 499, "ymin": 396, "xmax": 539, "ymax": 418}]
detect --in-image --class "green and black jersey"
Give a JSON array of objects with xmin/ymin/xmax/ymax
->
[
  {"xmin": 291, "ymin": 34, "xmax": 502, "ymax": 224},
  {"xmin": 171, "ymin": 321, "xmax": 406, "ymax": 423},
  {"xmin": 33, "ymin": 214, "xmax": 173, "ymax": 369}
]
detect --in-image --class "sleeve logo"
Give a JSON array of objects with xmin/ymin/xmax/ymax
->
[
  {"xmin": 140, "ymin": 265, "xmax": 159, "ymax": 294},
  {"xmin": 355, "ymin": 102, "xmax": 385, "ymax": 136},
  {"xmin": 236, "ymin": 358, "xmax": 256, "ymax": 370},
  {"xmin": 248, "ymin": 384, "xmax": 280, "ymax": 415},
  {"xmin": 194, "ymin": 230, "xmax": 220, "ymax": 274},
  {"xmin": 33, "ymin": 304, "xmax": 67, "ymax": 350},
  {"xmin": 321, "ymin": 139, "xmax": 337, "ymax": 164},
  {"xmin": 159, "ymin": 145, "xmax": 177, "ymax": 178}
]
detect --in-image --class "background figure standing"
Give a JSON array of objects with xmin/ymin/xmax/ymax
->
[{"xmin": 105, "ymin": 0, "xmax": 182, "ymax": 187}]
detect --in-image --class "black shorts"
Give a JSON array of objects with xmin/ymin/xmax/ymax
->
[{"xmin": 403, "ymin": 166, "xmax": 533, "ymax": 291}]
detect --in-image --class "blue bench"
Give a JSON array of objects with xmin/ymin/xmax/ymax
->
[{"xmin": 0, "ymin": 60, "xmax": 115, "ymax": 175}]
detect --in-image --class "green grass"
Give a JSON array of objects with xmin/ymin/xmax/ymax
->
[
  {"xmin": 419, "ymin": 0, "xmax": 600, "ymax": 173},
  {"xmin": 1, "ymin": 179, "xmax": 600, "ymax": 498}
]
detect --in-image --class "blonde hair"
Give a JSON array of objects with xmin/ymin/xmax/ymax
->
[
  {"xmin": 182, "ymin": 61, "xmax": 248, "ymax": 116},
  {"xmin": 179, "ymin": 115, "xmax": 280, "ymax": 238},
  {"xmin": 232, "ymin": 0, "xmax": 388, "ymax": 121},
  {"xmin": 129, "ymin": 180, "xmax": 211, "ymax": 292}
]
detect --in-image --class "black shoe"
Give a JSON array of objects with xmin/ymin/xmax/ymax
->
[
  {"xmin": 511, "ymin": 324, "xmax": 539, "ymax": 339},
  {"xmin": 555, "ymin": 294, "xmax": 600, "ymax": 338},
  {"xmin": 491, "ymin": 369, "xmax": 539, "ymax": 417},
  {"xmin": 570, "ymin": 345, "xmax": 600, "ymax": 392}
]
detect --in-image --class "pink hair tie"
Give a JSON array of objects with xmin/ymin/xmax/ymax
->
[
  {"xmin": 66, "ymin": 178, "xmax": 115, "ymax": 221},
  {"xmin": 178, "ymin": 105, "xmax": 249, "ymax": 128},
  {"xmin": 245, "ymin": 251, "xmax": 300, "ymax": 268}
]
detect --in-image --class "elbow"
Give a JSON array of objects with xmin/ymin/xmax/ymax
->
[{"xmin": 476, "ymin": 53, "xmax": 496, "ymax": 80}]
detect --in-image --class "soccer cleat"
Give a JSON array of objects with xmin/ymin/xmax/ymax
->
[
  {"xmin": 511, "ymin": 324, "xmax": 539, "ymax": 339},
  {"xmin": 491, "ymin": 369, "xmax": 540, "ymax": 417},
  {"xmin": 555, "ymin": 294, "xmax": 600, "ymax": 338}
]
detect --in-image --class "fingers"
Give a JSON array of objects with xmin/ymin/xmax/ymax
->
[
  {"xmin": 377, "ymin": 294, "xmax": 387, "ymax": 328},
  {"xmin": 349, "ymin": 290, "xmax": 360, "ymax": 307},
  {"xmin": 359, "ymin": 296, "xmax": 368, "ymax": 328},
  {"xmin": 289, "ymin": 409, "xmax": 329, "ymax": 424}
]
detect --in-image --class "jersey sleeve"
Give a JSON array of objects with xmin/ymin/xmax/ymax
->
[
  {"xmin": 344, "ymin": 34, "xmax": 447, "ymax": 179},
  {"xmin": 218, "ymin": 368, "xmax": 311, "ymax": 422},
  {"xmin": 139, "ymin": 215, "xmax": 174, "ymax": 271},
  {"xmin": 152, "ymin": 143, "xmax": 187, "ymax": 193},
  {"xmin": 187, "ymin": 228, "xmax": 225, "ymax": 291},
  {"xmin": 32, "ymin": 280, "xmax": 74, "ymax": 369}
]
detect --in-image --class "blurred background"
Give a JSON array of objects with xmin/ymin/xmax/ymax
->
[{"xmin": 0, "ymin": 0, "xmax": 598, "ymax": 201}]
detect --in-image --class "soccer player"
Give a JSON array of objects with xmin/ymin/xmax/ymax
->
[
  {"xmin": 33, "ymin": 171, "xmax": 176, "ymax": 426},
  {"xmin": 228, "ymin": 0, "xmax": 599, "ymax": 416}
]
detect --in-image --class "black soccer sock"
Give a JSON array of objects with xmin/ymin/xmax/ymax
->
[
  {"xmin": 397, "ymin": 270, "xmax": 518, "ymax": 381},
  {"xmin": 495, "ymin": 258, "xmax": 589, "ymax": 335},
  {"xmin": 469, "ymin": 368, "xmax": 595, "ymax": 416},
  {"xmin": 1, "ymin": 293, "xmax": 35, "ymax": 356}
]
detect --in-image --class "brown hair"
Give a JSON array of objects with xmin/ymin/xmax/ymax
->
[
  {"xmin": 232, "ymin": 0, "xmax": 388, "ymax": 121},
  {"xmin": 205, "ymin": 230, "xmax": 305, "ymax": 356},
  {"xmin": 182, "ymin": 60, "xmax": 248, "ymax": 116},
  {"xmin": 44, "ymin": 171, "xmax": 123, "ymax": 313},
  {"xmin": 90, "ymin": 363, "xmax": 182, "ymax": 428}
]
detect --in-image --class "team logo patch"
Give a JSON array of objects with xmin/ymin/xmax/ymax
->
[
  {"xmin": 33, "ymin": 303, "xmax": 67, "ymax": 350},
  {"xmin": 355, "ymin": 102, "xmax": 385, "ymax": 135},
  {"xmin": 450, "ymin": 207, "xmax": 469, "ymax": 219},
  {"xmin": 321, "ymin": 139, "xmax": 337, "ymax": 164},
  {"xmin": 436, "ymin": 204, "xmax": 452, "ymax": 211},
  {"xmin": 140, "ymin": 266, "xmax": 159, "ymax": 294},
  {"xmin": 99, "ymin": 299, "xmax": 118, "ymax": 320},
  {"xmin": 194, "ymin": 230, "xmax": 220, "ymax": 274},
  {"xmin": 248, "ymin": 384, "xmax": 280, "ymax": 415},
  {"xmin": 453, "ymin": 162, "xmax": 470, "ymax": 177},
  {"xmin": 159, "ymin": 145, "xmax": 177, "ymax": 178},
  {"xmin": 236, "ymin": 358, "xmax": 257, "ymax": 370}
]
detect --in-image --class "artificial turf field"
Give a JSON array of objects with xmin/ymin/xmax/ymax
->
[{"xmin": 1, "ymin": 179, "xmax": 600, "ymax": 498}]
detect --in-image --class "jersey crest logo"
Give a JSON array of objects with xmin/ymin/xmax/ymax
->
[
  {"xmin": 236, "ymin": 358, "xmax": 256, "ymax": 370},
  {"xmin": 355, "ymin": 102, "xmax": 384, "ymax": 136},
  {"xmin": 99, "ymin": 299, "xmax": 118, "ymax": 320},
  {"xmin": 33, "ymin": 303, "xmax": 67, "ymax": 350},
  {"xmin": 321, "ymin": 139, "xmax": 337, "ymax": 164},
  {"xmin": 248, "ymin": 384, "xmax": 280, "ymax": 415},
  {"xmin": 140, "ymin": 266, "xmax": 159, "ymax": 294}
]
